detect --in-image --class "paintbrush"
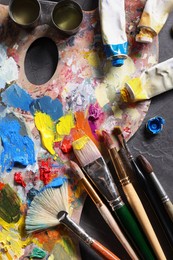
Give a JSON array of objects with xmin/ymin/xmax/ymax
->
[
  {"xmin": 102, "ymin": 130, "xmax": 166, "ymax": 260},
  {"xmin": 72, "ymin": 135, "xmax": 157, "ymax": 260},
  {"xmin": 113, "ymin": 126, "xmax": 173, "ymax": 248},
  {"xmin": 137, "ymin": 154, "xmax": 173, "ymax": 223},
  {"xmin": 70, "ymin": 160, "xmax": 139, "ymax": 260},
  {"xmin": 25, "ymin": 178, "xmax": 120, "ymax": 260}
]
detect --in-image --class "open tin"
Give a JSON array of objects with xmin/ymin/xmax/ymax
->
[
  {"xmin": 9, "ymin": 0, "xmax": 41, "ymax": 28},
  {"xmin": 51, "ymin": 0, "xmax": 83, "ymax": 35}
]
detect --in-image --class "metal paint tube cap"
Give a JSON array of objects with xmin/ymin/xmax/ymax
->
[{"xmin": 146, "ymin": 116, "xmax": 165, "ymax": 134}]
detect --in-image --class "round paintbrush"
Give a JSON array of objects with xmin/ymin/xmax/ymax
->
[
  {"xmin": 25, "ymin": 177, "xmax": 120, "ymax": 260},
  {"xmin": 137, "ymin": 155, "xmax": 173, "ymax": 223}
]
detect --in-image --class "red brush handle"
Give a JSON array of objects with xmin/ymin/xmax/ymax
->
[{"xmin": 91, "ymin": 239, "xmax": 120, "ymax": 260}]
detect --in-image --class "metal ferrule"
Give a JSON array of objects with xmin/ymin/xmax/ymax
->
[
  {"xmin": 109, "ymin": 197, "xmax": 124, "ymax": 210},
  {"xmin": 83, "ymin": 157, "xmax": 121, "ymax": 203},
  {"xmin": 150, "ymin": 172, "xmax": 170, "ymax": 203},
  {"xmin": 120, "ymin": 176, "xmax": 130, "ymax": 186},
  {"xmin": 57, "ymin": 211, "xmax": 93, "ymax": 245}
]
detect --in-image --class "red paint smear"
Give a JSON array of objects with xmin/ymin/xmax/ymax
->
[
  {"xmin": 60, "ymin": 138, "xmax": 72, "ymax": 153},
  {"xmin": 14, "ymin": 172, "xmax": 26, "ymax": 187},
  {"xmin": 0, "ymin": 182, "xmax": 5, "ymax": 190},
  {"xmin": 39, "ymin": 159, "xmax": 57, "ymax": 185}
]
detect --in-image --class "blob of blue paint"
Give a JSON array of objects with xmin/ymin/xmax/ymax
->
[
  {"xmin": 30, "ymin": 96, "xmax": 63, "ymax": 121},
  {"xmin": 40, "ymin": 176, "xmax": 67, "ymax": 192},
  {"xmin": 146, "ymin": 116, "xmax": 165, "ymax": 135},
  {"xmin": 0, "ymin": 119, "xmax": 35, "ymax": 172},
  {"xmin": 27, "ymin": 188, "xmax": 39, "ymax": 206},
  {"xmin": 1, "ymin": 83, "xmax": 33, "ymax": 111}
]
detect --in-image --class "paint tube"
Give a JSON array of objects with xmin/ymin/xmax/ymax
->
[
  {"xmin": 136, "ymin": 0, "xmax": 173, "ymax": 43},
  {"xmin": 119, "ymin": 57, "xmax": 173, "ymax": 102},
  {"xmin": 99, "ymin": 0, "xmax": 128, "ymax": 67}
]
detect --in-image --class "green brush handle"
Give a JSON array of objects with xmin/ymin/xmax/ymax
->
[{"xmin": 115, "ymin": 204, "xmax": 156, "ymax": 260}]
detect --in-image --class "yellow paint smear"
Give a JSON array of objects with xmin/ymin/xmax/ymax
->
[
  {"xmin": 55, "ymin": 113, "xmax": 75, "ymax": 142},
  {"xmin": 0, "ymin": 216, "xmax": 42, "ymax": 259},
  {"xmin": 84, "ymin": 50, "xmax": 101, "ymax": 67},
  {"xmin": 72, "ymin": 135, "xmax": 90, "ymax": 150},
  {"xmin": 34, "ymin": 112, "xmax": 56, "ymax": 156}
]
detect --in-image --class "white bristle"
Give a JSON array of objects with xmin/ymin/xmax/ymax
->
[
  {"xmin": 25, "ymin": 181, "xmax": 68, "ymax": 233},
  {"xmin": 72, "ymin": 137, "xmax": 101, "ymax": 167}
]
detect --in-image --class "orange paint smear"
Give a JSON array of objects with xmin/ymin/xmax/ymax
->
[
  {"xmin": 0, "ymin": 182, "xmax": 5, "ymax": 190},
  {"xmin": 72, "ymin": 111, "xmax": 99, "ymax": 147}
]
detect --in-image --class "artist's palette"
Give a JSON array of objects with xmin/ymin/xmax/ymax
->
[{"xmin": 0, "ymin": 0, "xmax": 158, "ymax": 259}]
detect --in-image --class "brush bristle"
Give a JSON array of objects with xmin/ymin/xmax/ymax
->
[
  {"xmin": 25, "ymin": 181, "xmax": 68, "ymax": 233},
  {"xmin": 113, "ymin": 126, "xmax": 123, "ymax": 136},
  {"xmin": 70, "ymin": 160, "xmax": 85, "ymax": 179},
  {"xmin": 102, "ymin": 130, "xmax": 115, "ymax": 149},
  {"xmin": 72, "ymin": 136, "xmax": 101, "ymax": 167}
]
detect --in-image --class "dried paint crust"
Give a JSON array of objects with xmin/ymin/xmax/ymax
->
[{"xmin": 0, "ymin": 0, "xmax": 158, "ymax": 259}]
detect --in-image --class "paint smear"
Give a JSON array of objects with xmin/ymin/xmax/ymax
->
[
  {"xmin": 0, "ymin": 118, "xmax": 35, "ymax": 172},
  {"xmin": 72, "ymin": 135, "xmax": 90, "ymax": 150},
  {"xmin": 39, "ymin": 159, "xmax": 58, "ymax": 185},
  {"xmin": 0, "ymin": 216, "xmax": 42, "ymax": 259},
  {"xmin": 30, "ymin": 96, "xmax": 63, "ymax": 121},
  {"xmin": 88, "ymin": 103, "xmax": 104, "ymax": 139},
  {"xmin": 55, "ymin": 113, "xmax": 75, "ymax": 142},
  {"xmin": 34, "ymin": 112, "xmax": 56, "ymax": 157},
  {"xmin": 95, "ymin": 57, "xmax": 136, "ymax": 107},
  {"xmin": 0, "ymin": 44, "xmax": 18, "ymax": 85},
  {"xmin": 0, "ymin": 184, "xmax": 21, "ymax": 223},
  {"xmin": 1, "ymin": 83, "xmax": 33, "ymax": 111}
]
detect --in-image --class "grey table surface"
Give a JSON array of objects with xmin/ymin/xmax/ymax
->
[{"xmin": 1, "ymin": 0, "xmax": 173, "ymax": 259}]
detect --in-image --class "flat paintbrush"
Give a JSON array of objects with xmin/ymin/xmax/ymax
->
[
  {"xmin": 102, "ymin": 130, "xmax": 166, "ymax": 260},
  {"xmin": 72, "ymin": 135, "xmax": 156, "ymax": 260},
  {"xmin": 137, "ymin": 154, "xmax": 173, "ymax": 223},
  {"xmin": 113, "ymin": 126, "xmax": 173, "ymax": 248},
  {"xmin": 70, "ymin": 160, "xmax": 139, "ymax": 260},
  {"xmin": 25, "ymin": 178, "xmax": 120, "ymax": 260}
]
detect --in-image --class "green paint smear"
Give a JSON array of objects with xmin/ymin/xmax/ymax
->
[
  {"xmin": 30, "ymin": 247, "xmax": 47, "ymax": 258},
  {"xmin": 0, "ymin": 184, "xmax": 21, "ymax": 223},
  {"xmin": 52, "ymin": 236, "xmax": 77, "ymax": 260}
]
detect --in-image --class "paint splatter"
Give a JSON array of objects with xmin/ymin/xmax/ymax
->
[
  {"xmin": 0, "ymin": 118, "xmax": 35, "ymax": 172},
  {"xmin": 14, "ymin": 172, "xmax": 26, "ymax": 187},
  {"xmin": 39, "ymin": 159, "xmax": 58, "ymax": 185},
  {"xmin": 30, "ymin": 247, "xmax": 47, "ymax": 258}
]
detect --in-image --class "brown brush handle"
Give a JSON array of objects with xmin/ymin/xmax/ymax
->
[{"xmin": 91, "ymin": 239, "xmax": 120, "ymax": 260}]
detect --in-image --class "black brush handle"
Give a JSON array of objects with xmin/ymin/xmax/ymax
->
[{"xmin": 130, "ymin": 158, "xmax": 173, "ymax": 248}]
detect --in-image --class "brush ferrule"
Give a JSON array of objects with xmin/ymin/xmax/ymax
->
[
  {"xmin": 57, "ymin": 211, "xmax": 93, "ymax": 245},
  {"xmin": 83, "ymin": 157, "xmax": 121, "ymax": 203},
  {"xmin": 109, "ymin": 197, "xmax": 124, "ymax": 210},
  {"xmin": 150, "ymin": 172, "xmax": 169, "ymax": 202},
  {"xmin": 120, "ymin": 177, "xmax": 130, "ymax": 186}
]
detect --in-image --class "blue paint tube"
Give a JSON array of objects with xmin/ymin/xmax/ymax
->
[{"xmin": 99, "ymin": 0, "xmax": 128, "ymax": 67}]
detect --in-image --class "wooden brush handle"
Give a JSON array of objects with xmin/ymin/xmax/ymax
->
[
  {"xmin": 164, "ymin": 200, "xmax": 173, "ymax": 222},
  {"xmin": 91, "ymin": 239, "xmax": 120, "ymax": 260},
  {"xmin": 123, "ymin": 183, "xmax": 166, "ymax": 260}
]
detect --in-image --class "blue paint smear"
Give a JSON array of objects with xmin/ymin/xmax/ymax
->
[
  {"xmin": 0, "ymin": 119, "xmax": 35, "ymax": 172},
  {"xmin": 1, "ymin": 84, "xmax": 63, "ymax": 121},
  {"xmin": 30, "ymin": 96, "xmax": 63, "ymax": 121},
  {"xmin": 40, "ymin": 177, "xmax": 67, "ymax": 192},
  {"xmin": 1, "ymin": 83, "xmax": 33, "ymax": 111},
  {"xmin": 27, "ymin": 188, "xmax": 39, "ymax": 206}
]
